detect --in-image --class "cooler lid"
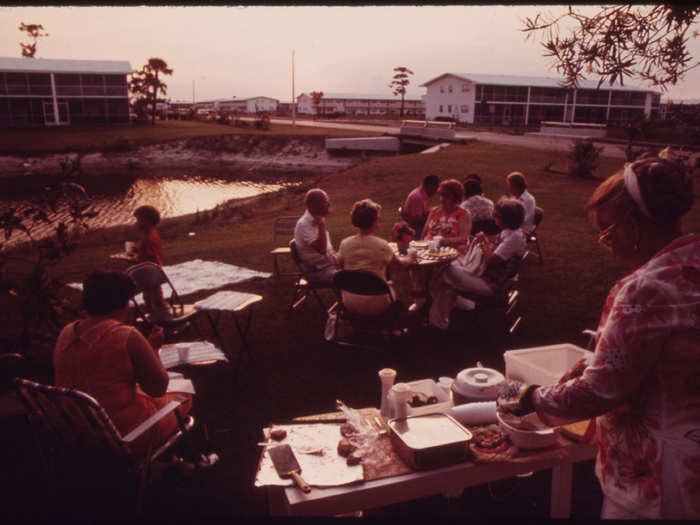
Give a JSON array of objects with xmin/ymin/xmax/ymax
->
[{"xmin": 453, "ymin": 367, "xmax": 505, "ymax": 398}]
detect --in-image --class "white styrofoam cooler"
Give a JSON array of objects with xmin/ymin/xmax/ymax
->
[{"xmin": 504, "ymin": 343, "xmax": 594, "ymax": 386}]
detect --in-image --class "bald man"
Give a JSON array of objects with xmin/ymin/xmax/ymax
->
[{"xmin": 293, "ymin": 188, "xmax": 339, "ymax": 284}]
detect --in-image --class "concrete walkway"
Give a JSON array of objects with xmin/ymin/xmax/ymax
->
[{"xmin": 271, "ymin": 118, "xmax": 630, "ymax": 159}]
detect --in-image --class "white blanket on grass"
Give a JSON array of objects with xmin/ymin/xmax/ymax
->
[{"xmin": 68, "ymin": 259, "xmax": 270, "ymax": 303}]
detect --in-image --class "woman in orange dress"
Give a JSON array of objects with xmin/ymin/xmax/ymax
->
[{"xmin": 53, "ymin": 270, "xmax": 191, "ymax": 458}]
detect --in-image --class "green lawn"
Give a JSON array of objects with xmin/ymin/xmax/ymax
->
[
  {"xmin": 0, "ymin": 119, "xmax": 382, "ymax": 155},
  {"xmin": 7, "ymin": 138, "xmax": 699, "ymax": 518}
]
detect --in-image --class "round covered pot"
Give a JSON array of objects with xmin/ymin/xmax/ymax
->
[{"xmin": 451, "ymin": 367, "xmax": 505, "ymax": 405}]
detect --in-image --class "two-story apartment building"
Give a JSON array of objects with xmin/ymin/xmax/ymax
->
[
  {"xmin": 193, "ymin": 96, "xmax": 278, "ymax": 114},
  {"xmin": 421, "ymin": 73, "xmax": 663, "ymax": 126},
  {"xmin": 0, "ymin": 56, "xmax": 132, "ymax": 127},
  {"xmin": 296, "ymin": 93, "xmax": 424, "ymax": 117}
]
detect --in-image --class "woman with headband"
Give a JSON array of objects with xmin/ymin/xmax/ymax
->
[{"xmin": 498, "ymin": 155, "xmax": 700, "ymax": 519}]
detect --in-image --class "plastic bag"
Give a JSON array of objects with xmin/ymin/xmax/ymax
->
[{"xmin": 335, "ymin": 400, "xmax": 390, "ymax": 469}]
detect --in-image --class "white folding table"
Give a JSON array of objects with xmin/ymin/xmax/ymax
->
[{"xmin": 266, "ymin": 434, "xmax": 596, "ymax": 518}]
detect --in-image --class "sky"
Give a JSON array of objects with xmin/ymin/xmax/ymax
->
[{"xmin": 2, "ymin": 5, "xmax": 700, "ymax": 103}]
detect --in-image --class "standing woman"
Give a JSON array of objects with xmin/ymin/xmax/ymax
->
[{"xmin": 499, "ymin": 156, "xmax": 700, "ymax": 519}]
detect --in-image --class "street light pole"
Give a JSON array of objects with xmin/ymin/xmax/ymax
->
[{"xmin": 291, "ymin": 48, "xmax": 296, "ymax": 128}]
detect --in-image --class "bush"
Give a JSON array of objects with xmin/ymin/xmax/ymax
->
[{"xmin": 568, "ymin": 139, "xmax": 603, "ymax": 178}]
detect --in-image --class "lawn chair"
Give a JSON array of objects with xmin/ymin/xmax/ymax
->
[
  {"xmin": 270, "ymin": 216, "xmax": 298, "ymax": 280},
  {"xmin": 330, "ymin": 270, "xmax": 402, "ymax": 348},
  {"xmin": 454, "ymin": 253, "xmax": 525, "ymax": 336},
  {"xmin": 526, "ymin": 207, "xmax": 544, "ymax": 263},
  {"xmin": 126, "ymin": 262, "xmax": 201, "ymax": 337},
  {"xmin": 13, "ymin": 377, "xmax": 212, "ymax": 515},
  {"xmin": 288, "ymin": 239, "xmax": 334, "ymax": 316}
]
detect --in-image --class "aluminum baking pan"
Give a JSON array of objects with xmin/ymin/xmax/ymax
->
[{"xmin": 388, "ymin": 413, "xmax": 472, "ymax": 470}]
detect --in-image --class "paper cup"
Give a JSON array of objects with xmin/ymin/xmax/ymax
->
[
  {"xmin": 177, "ymin": 345, "xmax": 189, "ymax": 363},
  {"xmin": 407, "ymin": 247, "xmax": 418, "ymax": 261},
  {"xmin": 124, "ymin": 241, "xmax": 135, "ymax": 254}
]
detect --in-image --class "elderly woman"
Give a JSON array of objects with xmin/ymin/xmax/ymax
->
[
  {"xmin": 336, "ymin": 199, "xmax": 408, "ymax": 315},
  {"xmin": 422, "ymin": 179, "xmax": 472, "ymax": 250},
  {"xmin": 499, "ymin": 156, "xmax": 699, "ymax": 519},
  {"xmin": 429, "ymin": 197, "xmax": 526, "ymax": 330},
  {"xmin": 506, "ymin": 171, "xmax": 536, "ymax": 235},
  {"xmin": 53, "ymin": 270, "xmax": 192, "ymax": 458}
]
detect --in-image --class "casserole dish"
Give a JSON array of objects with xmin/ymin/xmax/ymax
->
[{"xmin": 388, "ymin": 413, "xmax": 472, "ymax": 470}]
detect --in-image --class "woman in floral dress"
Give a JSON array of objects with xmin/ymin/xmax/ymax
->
[{"xmin": 501, "ymin": 155, "xmax": 700, "ymax": 518}]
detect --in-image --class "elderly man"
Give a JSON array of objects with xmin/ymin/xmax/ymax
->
[
  {"xmin": 294, "ymin": 188, "xmax": 339, "ymax": 284},
  {"xmin": 401, "ymin": 175, "xmax": 440, "ymax": 239}
]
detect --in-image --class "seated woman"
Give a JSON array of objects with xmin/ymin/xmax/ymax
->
[
  {"xmin": 336, "ymin": 199, "xmax": 408, "ymax": 315},
  {"xmin": 429, "ymin": 197, "xmax": 526, "ymax": 330},
  {"xmin": 460, "ymin": 174, "xmax": 498, "ymax": 235},
  {"xmin": 53, "ymin": 270, "xmax": 192, "ymax": 458},
  {"xmin": 506, "ymin": 171, "xmax": 536, "ymax": 235},
  {"xmin": 126, "ymin": 205, "xmax": 170, "ymax": 322},
  {"xmin": 422, "ymin": 179, "xmax": 472, "ymax": 250}
]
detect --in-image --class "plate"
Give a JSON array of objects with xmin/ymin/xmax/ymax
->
[{"xmin": 420, "ymin": 247, "xmax": 457, "ymax": 260}]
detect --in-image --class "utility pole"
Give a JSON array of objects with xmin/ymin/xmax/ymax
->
[
  {"xmin": 291, "ymin": 49, "xmax": 296, "ymax": 128},
  {"xmin": 192, "ymin": 80, "xmax": 195, "ymax": 104}
]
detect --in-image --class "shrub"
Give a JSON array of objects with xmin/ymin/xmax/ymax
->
[{"xmin": 568, "ymin": 139, "xmax": 603, "ymax": 178}]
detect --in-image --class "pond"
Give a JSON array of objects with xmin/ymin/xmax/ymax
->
[{"xmin": 1, "ymin": 169, "xmax": 302, "ymax": 245}]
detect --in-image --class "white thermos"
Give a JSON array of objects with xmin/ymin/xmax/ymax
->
[{"xmin": 378, "ymin": 368, "xmax": 397, "ymax": 419}]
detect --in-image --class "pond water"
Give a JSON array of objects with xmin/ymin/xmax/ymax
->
[{"xmin": 1, "ymin": 170, "xmax": 300, "ymax": 245}]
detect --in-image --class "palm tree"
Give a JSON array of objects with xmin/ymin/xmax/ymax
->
[
  {"xmin": 389, "ymin": 66, "xmax": 414, "ymax": 118},
  {"xmin": 144, "ymin": 58, "xmax": 173, "ymax": 125}
]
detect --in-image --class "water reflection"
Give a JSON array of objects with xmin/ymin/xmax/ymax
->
[{"xmin": 1, "ymin": 172, "xmax": 298, "ymax": 245}]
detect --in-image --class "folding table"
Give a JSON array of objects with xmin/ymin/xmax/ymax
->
[{"xmin": 194, "ymin": 290, "xmax": 263, "ymax": 371}]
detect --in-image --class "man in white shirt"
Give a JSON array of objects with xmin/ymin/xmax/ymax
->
[
  {"xmin": 294, "ymin": 188, "xmax": 339, "ymax": 284},
  {"xmin": 507, "ymin": 171, "xmax": 536, "ymax": 234}
]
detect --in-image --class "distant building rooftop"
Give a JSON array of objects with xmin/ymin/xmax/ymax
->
[
  {"xmin": 0, "ymin": 56, "xmax": 132, "ymax": 74},
  {"xmin": 421, "ymin": 72, "xmax": 656, "ymax": 93},
  {"xmin": 670, "ymin": 98, "xmax": 700, "ymax": 105},
  {"xmin": 304, "ymin": 92, "xmax": 422, "ymax": 101},
  {"xmin": 195, "ymin": 96, "xmax": 279, "ymax": 104}
]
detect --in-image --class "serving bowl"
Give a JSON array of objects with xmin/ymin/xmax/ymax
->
[{"xmin": 496, "ymin": 410, "xmax": 558, "ymax": 450}]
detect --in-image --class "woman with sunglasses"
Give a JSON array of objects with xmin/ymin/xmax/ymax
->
[{"xmin": 498, "ymin": 155, "xmax": 700, "ymax": 519}]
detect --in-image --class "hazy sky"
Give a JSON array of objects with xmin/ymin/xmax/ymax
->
[{"xmin": 2, "ymin": 5, "xmax": 700, "ymax": 103}]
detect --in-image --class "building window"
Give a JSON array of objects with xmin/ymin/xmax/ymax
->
[
  {"xmin": 440, "ymin": 86, "xmax": 444, "ymax": 93},
  {"xmin": 439, "ymin": 104, "xmax": 443, "ymax": 112},
  {"xmin": 448, "ymin": 85, "xmax": 453, "ymax": 93},
  {"xmin": 447, "ymin": 105, "xmax": 452, "ymax": 113},
  {"xmin": 462, "ymin": 84, "xmax": 470, "ymax": 92},
  {"xmin": 461, "ymin": 105, "xmax": 469, "ymax": 113}
]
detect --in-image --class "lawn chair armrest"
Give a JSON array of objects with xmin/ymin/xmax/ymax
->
[{"xmin": 122, "ymin": 399, "xmax": 185, "ymax": 443}]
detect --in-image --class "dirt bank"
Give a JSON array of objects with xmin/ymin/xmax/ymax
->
[{"xmin": 0, "ymin": 134, "xmax": 362, "ymax": 178}]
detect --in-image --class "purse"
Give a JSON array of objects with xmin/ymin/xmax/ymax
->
[{"xmin": 458, "ymin": 241, "xmax": 486, "ymax": 276}]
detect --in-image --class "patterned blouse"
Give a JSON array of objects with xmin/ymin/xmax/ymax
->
[
  {"xmin": 460, "ymin": 195, "xmax": 494, "ymax": 222},
  {"xmin": 423, "ymin": 205, "xmax": 469, "ymax": 246},
  {"xmin": 533, "ymin": 234, "xmax": 700, "ymax": 519}
]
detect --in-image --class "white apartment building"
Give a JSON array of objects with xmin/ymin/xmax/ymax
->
[
  {"xmin": 296, "ymin": 92, "xmax": 424, "ymax": 117},
  {"xmin": 193, "ymin": 96, "xmax": 278, "ymax": 114},
  {"xmin": 420, "ymin": 73, "xmax": 663, "ymax": 126}
]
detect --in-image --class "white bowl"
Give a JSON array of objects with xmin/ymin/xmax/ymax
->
[{"xmin": 497, "ymin": 410, "xmax": 558, "ymax": 450}]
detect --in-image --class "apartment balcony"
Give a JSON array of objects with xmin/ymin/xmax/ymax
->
[{"xmin": 55, "ymin": 85, "xmax": 128, "ymax": 97}]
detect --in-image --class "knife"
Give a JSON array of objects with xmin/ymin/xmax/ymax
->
[{"xmin": 268, "ymin": 444, "xmax": 311, "ymax": 493}]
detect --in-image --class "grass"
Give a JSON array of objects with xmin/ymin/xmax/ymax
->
[
  {"xmin": 0, "ymin": 119, "xmax": 382, "ymax": 155},
  {"xmin": 6, "ymin": 138, "xmax": 700, "ymax": 519}
]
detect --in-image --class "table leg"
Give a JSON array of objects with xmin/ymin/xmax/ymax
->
[
  {"xmin": 267, "ymin": 487, "xmax": 290, "ymax": 516},
  {"xmin": 203, "ymin": 310, "xmax": 242, "ymax": 377},
  {"xmin": 231, "ymin": 305, "xmax": 255, "ymax": 360},
  {"xmin": 550, "ymin": 461, "xmax": 573, "ymax": 518}
]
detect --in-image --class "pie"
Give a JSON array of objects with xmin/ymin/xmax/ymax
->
[{"xmin": 470, "ymin": 426, "xmax": 510, "ymax": 454}]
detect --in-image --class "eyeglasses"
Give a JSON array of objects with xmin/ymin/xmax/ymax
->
[
  {"xmin": 597, "ymin": 211, "xmax": 632, "ymax": 247},
  {"xmin": 597, "ymin": 222, "xmax": 620, "ymax": 247}
]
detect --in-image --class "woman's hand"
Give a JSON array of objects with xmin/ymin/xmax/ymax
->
[{"xmin": 147, "ymin": 325, "xmax": 165, "ymax": 351}]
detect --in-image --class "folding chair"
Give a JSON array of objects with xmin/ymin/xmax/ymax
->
[
  {"xmin": 526, "ymin": 207, "xmax": 544, "ymax": 263},
  {"xmin": 454, "ymin": 253, "xmax": 525, "ymax": 336},
  {"xmin": 126, "ymin": 262, "xmax": 201, "ymax": 337},
  {"xmin": 330, "ymin": 269, "xmax": 402, "ymax": 348},
  {"xmin": 270, "ymin": 216, "xmax": 299, "ymax": 280},
  {"xmin": 14, "ymin": 377, "xmax": 211, "ymax": 515},
  {"xmin": 288, "ymin": 239, "xmax": 335, "ymax": 316}
]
